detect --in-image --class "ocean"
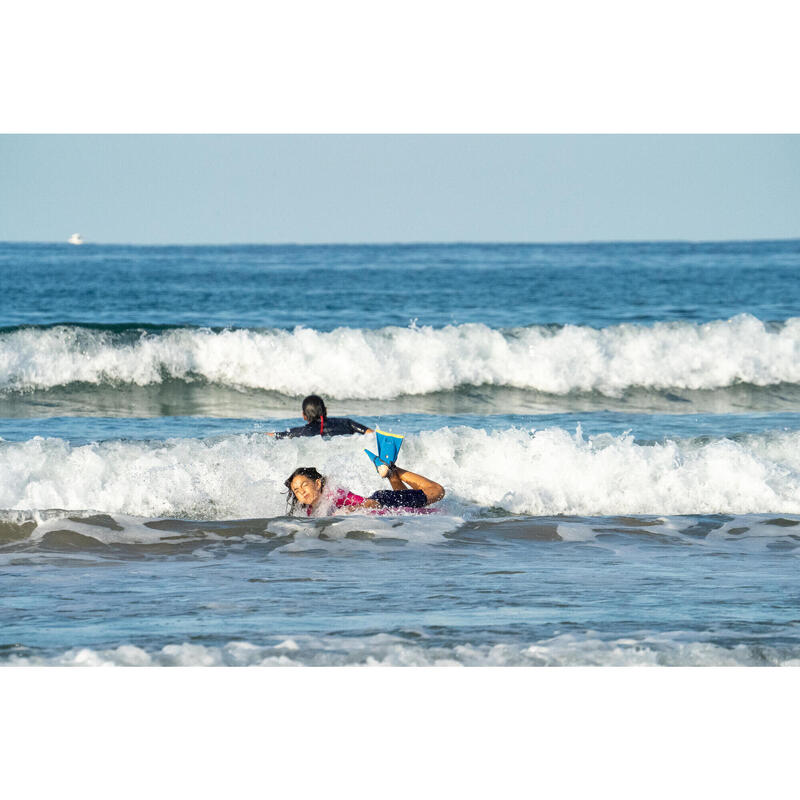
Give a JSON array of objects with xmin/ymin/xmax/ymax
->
[{"xmin": 2, "ymin": 239, "xmax": 800, "ymax": 666}]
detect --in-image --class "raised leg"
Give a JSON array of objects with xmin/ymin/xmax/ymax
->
[{"xmin": 388, "ymin": 466, "xmax": 445, "ymax": 505}]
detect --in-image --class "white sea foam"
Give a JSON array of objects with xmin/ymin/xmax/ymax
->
[
  {"xmin": 5, "ymin": 632, "xmax": 800, "ymax": 666},
  {"xmin": 2, "ymin": 426, "xmax": 800, "ymax": 520},
  {"xmin": 3, "ymin": 315, "xmax": 800, "ymax": 396}
]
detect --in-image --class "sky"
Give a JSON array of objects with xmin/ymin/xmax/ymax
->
[{"xmin": 1, "ymin": 134, "xmax": 798, "ymax": 245}]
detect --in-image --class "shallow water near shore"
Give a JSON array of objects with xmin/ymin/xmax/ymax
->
[
  {"xmin": 2, "ymin": 240, "xmax": 800, "ymax": 666},
  {"xmin": 3, "ymin": 510, "xmax": 800, "ymax": 665}
]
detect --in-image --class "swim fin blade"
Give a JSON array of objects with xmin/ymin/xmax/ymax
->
[
  {"xmin": 364, "ymin": 449, "xmax": 384, "ymax": 470},
  {"xmin": 365, "ymin": 430, "xmax": 404, "ymax": 475},
  {"xmin": 364, "ymin": 449, "xmax": 391, "ymax": 477},
  {"xmin": 375, "ymin": 429, "xmax": 403, "ymax": 466}
]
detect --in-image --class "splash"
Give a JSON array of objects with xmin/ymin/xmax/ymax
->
[
  {"xmin": 2, "ymin": 425, "xmax": 800, "ymax": 518},
  {"xmin": 3, "ymin": 315, "xmax": 800, "ymax": 398}
]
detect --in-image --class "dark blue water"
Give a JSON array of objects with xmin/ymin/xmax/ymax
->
[{"xmin": 2, "ymin": 240, "xmax": 799, "ymax": 329}]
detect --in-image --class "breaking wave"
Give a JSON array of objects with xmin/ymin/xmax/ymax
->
[
  {"xmin": 6, "ymin": 632, "xmax": 800, "ymax": 666},
  {"xmin": 3, "ymin": 424, "xmax": 800, "ymax": 519},
  {"xmin": 3, "ymin": 315, "xmax": 800, "ymax": 398}
]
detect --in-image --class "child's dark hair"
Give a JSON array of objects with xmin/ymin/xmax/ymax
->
[
  {"xmin": 302, "ymin": 395, "xmax": 327, "ymax": 424},
  {"xmin": 284, "ymin": 466, "xmax": 326, "ymax": 515}
]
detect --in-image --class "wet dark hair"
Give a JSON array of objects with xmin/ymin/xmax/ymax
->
[
  {"xmin": 284, "ymin": 466, "xmax": 326, "ymax": 515},
  {"xmin": 302, "ymin": 395, "xmax": 327, "ymax": 424}
]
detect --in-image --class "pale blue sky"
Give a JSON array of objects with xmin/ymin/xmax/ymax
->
[{"xmin": 1, "ymin": 135, "xmax": 798, "ymax": 244}]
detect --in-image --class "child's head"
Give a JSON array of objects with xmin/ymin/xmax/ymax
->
[
  {"xmin": 302, "ymin": 395, "xmax": 327, "ymax": 423},
  {"xmin": 284, "ymin": 466, "xmax": 326, "ymax": 514}
]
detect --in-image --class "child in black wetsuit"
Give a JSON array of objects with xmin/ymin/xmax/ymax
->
[{"xmin": 269, "ymin": 395, "xmax": 373, "ymax": 440}]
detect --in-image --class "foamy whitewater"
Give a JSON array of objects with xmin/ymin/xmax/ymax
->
[
  {"xmin": 3, "ymin": 314, "xmax": 800, "ymax": 396},
  {"xmin": 3, "ymin": 426, "xmax": 800, "ymax": 518},
  {"xmin": 2, "ymin": 240, "xmax": 800, "ymax": 666}
]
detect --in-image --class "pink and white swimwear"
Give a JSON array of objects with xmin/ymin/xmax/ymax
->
[{"xmin": 306, "ymin": 488, "xmax": 434, "ymax": 516}]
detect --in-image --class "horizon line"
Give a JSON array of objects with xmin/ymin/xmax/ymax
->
[{"xmin": 2, "ymin": 236, "xmax": 799, "ymax": 248}]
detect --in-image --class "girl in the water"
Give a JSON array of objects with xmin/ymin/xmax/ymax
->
[
  {"xmin": 270, "ymin": 395, "xmax": 373, "ymax": 439},
  {"xmin": 284, "ymin": 464, "xmax": 445, "ymax": 516}
]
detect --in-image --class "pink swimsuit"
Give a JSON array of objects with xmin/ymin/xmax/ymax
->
[
  {"xmin": 305, "ymin": 489, "xmax": 364, "ymax": 516},
  {"xmin": 306, "ymin": 488, "xmax": 435, "ymax": 516}
]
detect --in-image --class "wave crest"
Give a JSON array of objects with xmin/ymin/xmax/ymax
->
[
  {"xmin": 2, "ymin": 315, "xmax": 800, "ymax": 397},
  {"xmin": 6, "ymin": 633, "xmax": 800, "ymax": 666},
  {"xmin": 3, "ymin": 425, "xmax": 800, "ymax": 518}
]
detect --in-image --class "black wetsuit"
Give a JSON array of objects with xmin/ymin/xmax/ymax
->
[
  {"xmin": 368, "ymin": 489, "xmax": 427, "ymax": 508},
  {"xmin": 274, "ymin": 417, "xmax": 369, "ymax": 440}
]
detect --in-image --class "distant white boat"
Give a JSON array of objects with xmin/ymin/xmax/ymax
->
[{"xmin": 68, "ymin": 233, "xmax": 84, "ymax": 245}]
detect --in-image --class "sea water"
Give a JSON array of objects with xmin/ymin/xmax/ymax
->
[{"xmin": 2, "ymin": 240, "xmax": 800, "ymax": 666}]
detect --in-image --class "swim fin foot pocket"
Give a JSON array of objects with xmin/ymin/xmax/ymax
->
[
  {"xmin": 364, "ymin": 430, "xmax": 404, "ymax": 475},
  {"xmin": 364, "ymin": 449, "xmax": 395, "ymax": 476}
]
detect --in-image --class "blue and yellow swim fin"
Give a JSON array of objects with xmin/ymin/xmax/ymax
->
[{"xmin": 365, "ymin": 429, "xmax": 404, "ymax": 475}]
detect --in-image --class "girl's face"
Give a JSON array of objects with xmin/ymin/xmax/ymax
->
[{"xmin": 290, "ymin": 475, "xmax": 323, "ymax": 506}]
